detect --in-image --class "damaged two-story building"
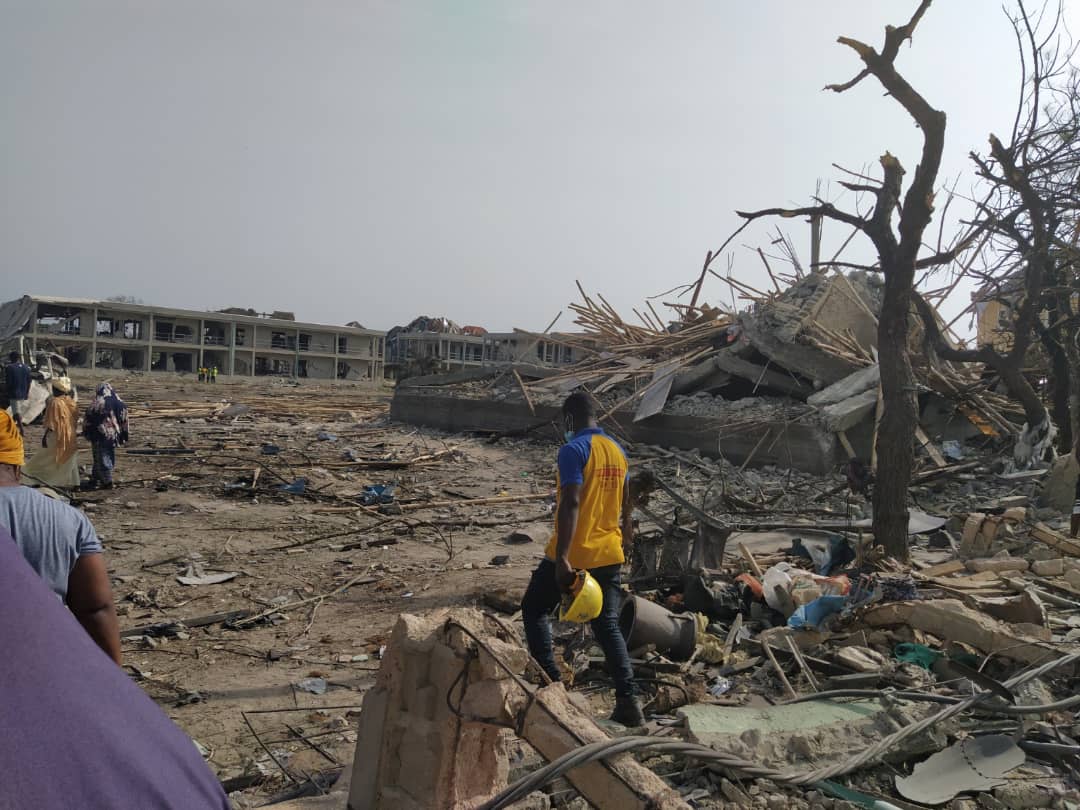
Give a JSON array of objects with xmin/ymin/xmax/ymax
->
[{"xmin": 0, "ymin": 295, "xmax": 386, "ymax": 382}]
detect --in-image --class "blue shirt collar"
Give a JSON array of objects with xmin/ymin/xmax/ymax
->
[{"xmin": 572, "ymin": 427, "xmax": 605, "ymax": 438}]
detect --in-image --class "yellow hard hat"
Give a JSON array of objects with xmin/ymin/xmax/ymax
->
[{"xmin": 559, "ymin": 571, "xmax": 603, "ymax": 623}]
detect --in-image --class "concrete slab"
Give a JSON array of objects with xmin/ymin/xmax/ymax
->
[
  {"xmin": 807, "ymin": 365, "xmax": 880, "ymax": 408},
  {"xmin": 819, "ymin": 388, "xmax": 878, "ymax": 432},
  {"xmin": 678, "ymin": 698, "xmax": 944, "ymax": 772},
  {"xmin": 679, "ymin": 700, "xmax": 882, "ymax": 739},
  {"xmin": 391, "ymin": 393, "xmax": 838, "ymax": 474}
]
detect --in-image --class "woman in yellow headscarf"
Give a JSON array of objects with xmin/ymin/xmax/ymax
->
[
  {"xmin": 0, "ymin": 409, "xmax": 23, "ymax": 468},
  {"xmin": 22, "ymin": 377, "xmax": 80, "ymax": 489}
]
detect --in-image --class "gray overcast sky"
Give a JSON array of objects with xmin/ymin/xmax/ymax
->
[{"xmin": 0, "ymin": 2, "xmax": 1070, "ymax": 332}]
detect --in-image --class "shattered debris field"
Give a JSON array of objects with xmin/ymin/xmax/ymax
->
[
  {"xmin": 59, "ymin": 374, "xmax": 557, "ymax": 804},
  {"xmin": 38, "ymin": 369, "xmax": 1080, "ymax": 809}
]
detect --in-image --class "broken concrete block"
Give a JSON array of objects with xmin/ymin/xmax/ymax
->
[
  {"xmin": 960, "ymin": 513, "xmax": 1010, "ymax": 559},
  {"xmin": 522, "ymin": 686, "xmax": 689, "ymax": 810},
  {"xmin": 966, "ymin": 557, "xmax": 1029, "ymax": 573},
  {"xmin": 861, "ymin": 600, "xmax": 1064, "ymax": 669},
  {"xmin": 971, "ymin": 591, "xmax": 1048, "ymax": 633},
  {"xmin": 1002, "ymin": 506, "xmax": 1028, "ymax": 524},
  {"xmin": 993, "ymin": 779, "xmax": 1057, "ymax": 808},
  {"xmin": 677, "ymin": 699, "xmax": 944, "ymax": 773},
  {"xmin": 1066, "ymin": 569, "xmax": 1080, "ymax": 590},
  {"xmin": 349, "ymin": 607, "xmax": 688, "ymax": 810},
  {"xmin": 1039, "ymin": 452, "xmax": 1079, "ymax": 511},
  {"xmin": 962, "ymin": 511, "xmax": 986, "ymax": 541},
  {"xmin": 833, "ymin": 646, "xmax": 888, "ymax": 673},
  {"xmin": 712, "ymin": 350, "xmax": 813, "ymax": 398},
  {"xmin": 503, "ymin": 524, "xmax": 550, "ymax": 545},
  {"xmin": 1031, "ymin": 523, "xmax": 1080, "ymax": 557},
  {"xmin": 819, "ymin": 388, "xmax": 878, "ymax": 432},
  {"xmin": 1031, "ymin": 558, "xmax": 1065, "ymax": 577},
  {"xmin": 807, "ymin": 364, "xmax": 880, "ymax": 408},
  {"xmin": 347, "ymin": 609, "xmax": 517, "ymax": 810},
  {"xmin": 670, "ymin": 356, "xmax": 732, "ymax": 396}
]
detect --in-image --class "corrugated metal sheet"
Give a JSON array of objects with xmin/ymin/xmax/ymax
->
[{"xmin": 0, "ymin": 296, "xmax": 36, "ymax": 342}]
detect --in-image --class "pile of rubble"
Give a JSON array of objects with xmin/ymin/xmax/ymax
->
[
  {"xmin": 355, "ymin": 267, "xmax": 1080, "ymax": 809},
  {"xmin": 336, "ymin": 441, "xmax": 1079, "ymax": 809},
  {"xmin": 393, "ymin": 270, "xmax": 1024, "ymax": 477}
]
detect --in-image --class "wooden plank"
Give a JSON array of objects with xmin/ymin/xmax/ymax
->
[
  {"xmin": 738, "ymin": 427, "xmax": 772, "ymax": 473},
  {"xmin": 915, "ymin": 425, "xmax": 947, "ymax": 467},
  {"xmin": 918, "ymin": 559, "xmax": 966, "ymax": 578},
  {"xmin": 513, "ymin": 369, "xmax": 536, "ymax": 416},
  {"xmin": 738, "ymin": 542, "xmax": 764, "ymax": 578},
  {"xmin": 927, "ymin": 572, "xmax": 1002, "ymax": 590},
  {"xmin": 836, "ymin": 430, "xmax": 857, "ymax": 460},
  {"xmin": 870, "ymin": 383, "xmax": 884, "ymax": 471},
  {"xmin": 400, "ymin": 493, "xmax": 550, "ymax": 512},
  {"xmin": 1031, "ymin": 523, "xmax": 1080, "ymax": 557},
  {"xmin": 722, "ymin": 614, "xmax": 743, "ymax": 663}
]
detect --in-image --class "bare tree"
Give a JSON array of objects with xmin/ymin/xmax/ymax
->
[
  {"xmin": 913, "ymin": 0, "xmax": 1080, "ymax": 464},
  {"xmin": 737, "ymin": 1, "xmax": 949, "ymax": 561}
]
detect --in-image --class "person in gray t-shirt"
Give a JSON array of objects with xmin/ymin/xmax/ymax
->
[{"xmin": 0, "ymin": 411, "xmax": 121, "ymax": 663}]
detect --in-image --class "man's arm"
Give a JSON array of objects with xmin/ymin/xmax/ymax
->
[
  {"xmin": 554, "ymin": 483, "xmax": 582, "ymax": 591},
  {"xmin": 621, "ymin": 477, "xmax": 634, "ymax": 558},
  {"xmin": 67, "ymin": 554, "xmax": 122, "ymax": 664}
]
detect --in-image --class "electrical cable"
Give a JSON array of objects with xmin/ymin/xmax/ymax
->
[{"xmin": 783, "ymin": 687, "xmax": 1080, "ymax": 715}]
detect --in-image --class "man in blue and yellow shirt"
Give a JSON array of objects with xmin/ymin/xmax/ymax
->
[{"xmin": 521, "ymin": 392, "xmax": 643, "ymax": 726}]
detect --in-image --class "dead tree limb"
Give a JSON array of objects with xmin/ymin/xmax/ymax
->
[{"xmin": 736, "ymin": 0, "xmax": 946, "ymax": 562}]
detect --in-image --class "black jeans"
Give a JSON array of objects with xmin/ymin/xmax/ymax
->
[{"xmin": 520, "ymin": 559, "xmax": 636, "ymax": 698}]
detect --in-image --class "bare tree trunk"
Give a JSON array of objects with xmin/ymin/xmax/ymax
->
[
  {"xmin": 984, "ymin": 352, "xmax": 1048, "ymax": 432},
  {"xmin": 1066, "ymin": 329, "xmax": 1080, "ymax": 451},
  {"xmin": 1040, "ymin": 324, "xmax": 1072, "ymax": 453},
  {"xmin": 736, "ymin": 1, "xmax": 945, "ymax": 561},
  {"xmin": 873, "ymin": 263, "xmax": 918, "ymax": 560}
]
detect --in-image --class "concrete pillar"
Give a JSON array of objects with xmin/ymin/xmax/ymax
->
[
  {"xmin": 294, "ymin": 328, "xmax": 301, "ymax": 378},
  {"xmin": 147, "ymin": 314, "xmax": 154, "ymax": 372},
  {"xmin": 333, "ymin": 332, "xmax": 339, "ymax": 381},
  {"xmin": 227, "ymin": 322, "xmax": 236, "ymax": 376},
  {"xmin": 91, "ymin": 307, "xmax": 98, "ymax": 370}
]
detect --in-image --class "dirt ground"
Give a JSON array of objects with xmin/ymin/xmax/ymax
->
[{"xmin": 34, "ymin": 372, "xmax": 562, "ymax": 805}]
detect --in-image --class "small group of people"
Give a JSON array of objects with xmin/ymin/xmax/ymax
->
[
  {"xmin": 9, "ymin": 362, "xmax": 130, "ymax": 491},
  {"xmin": 197, "ymin": 365, "xmax": 218, "ymax": 383},
  {"xmin": 0, "ymin": 408, "xmax": 230, "ymax": 808},
  {"xmin": 4, "ymin": 350, "xmax": 129, "ymax": 490}
]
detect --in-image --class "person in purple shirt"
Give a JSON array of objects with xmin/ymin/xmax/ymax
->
[{"xmin": 0, "ymin": 525, "xmax": 231, "ymax": 810}]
